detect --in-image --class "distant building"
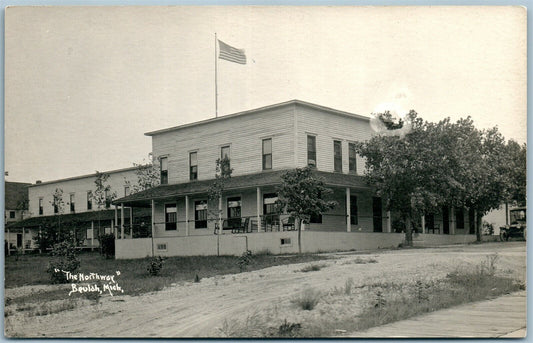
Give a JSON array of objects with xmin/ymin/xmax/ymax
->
[{"xmin": 4, "ymin": 181, "xmax": 31, "ymax": 251}]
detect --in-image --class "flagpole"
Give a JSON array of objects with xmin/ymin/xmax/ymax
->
[{"xmin": 215, "ymin": 33, "xmax": 218, "ymax": 118}]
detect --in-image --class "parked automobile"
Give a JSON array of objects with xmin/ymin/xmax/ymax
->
[{"xmin": 500, "ymin": 207, "xmax": 526, "ymax": 241}]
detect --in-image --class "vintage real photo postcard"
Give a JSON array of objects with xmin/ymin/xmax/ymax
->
[{"xmin": 4, "ymin": 5, "xmax": 526, "ymax": 338}]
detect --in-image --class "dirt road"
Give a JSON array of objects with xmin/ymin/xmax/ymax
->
[{"xmin": 4, "ymin": 242, "xmax": 526, "ymax": 338}]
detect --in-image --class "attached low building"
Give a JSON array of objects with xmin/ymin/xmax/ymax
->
[{"xmin": 7, "ymin": 167, "xmax": 151, "ymax": 252}]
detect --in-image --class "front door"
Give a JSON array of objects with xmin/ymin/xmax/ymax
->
[
  {"xmin": 16, "ymin": 233, "xmax": 22, "ymax": 248},
  {"xmin": 373, "ymin": 197, "xmax": 383, "ymax": 232},
  {"xmin": 443, "ymin": 207, "xmax": 450, "ymax": 234}
]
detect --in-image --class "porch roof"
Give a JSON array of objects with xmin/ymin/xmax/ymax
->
[
  {"xmin": 112, "ymin": 170, "xmax": 371, "ymax": 208},
  {"xmin": 5, "ymin": 207, "xmax": 152, "ymax": 229}
]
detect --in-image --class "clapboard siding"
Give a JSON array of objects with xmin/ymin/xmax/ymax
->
[
  {"xmin": 152, "ymin": 105, "xmax": 296, "ymax": 184},
  {"xmin": 295, "ymin": 104, "xmax": 372, "ymax": 175},
  {"xmin": 28, "ymin": 169, "xmax": 138, "ymax": 217}
]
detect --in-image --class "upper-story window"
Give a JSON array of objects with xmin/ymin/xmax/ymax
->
[
  {"xmin": 160, "ymin": 157, "xmax": 168, "ymax": 185},
  {"xmin": 70, "ymin": 193, "xmax": 75, "ymax": 213},
  {"xmin": 221, "ymin": 146, "xmax": 230, "ymax": 160},
  {"xmin": 307, "ymin": 135, "xmax": 317, "ymax": 168},
  {"xmin": 189, "ymin": 152, "xmax": 198, "ymax": 180},
  {"xmin": 87, "ymin": 191, "xmax": 92, "ymax": 210},
  {"xmin": 349, "ymin": 142, "xmax": 357, "ymax": 174},
  {"xmin": 9, "ymin": 211, "xmax": 15, "ymax": 219},
  {"xmin": 124, "ymin": 186, "xmax": 130, "ymax": 197},
  {"xmin": 262, "ymin": 138, "xmax": 272, "ymax": 170},
  {"xmin": 334, "ymin": 140, "xmax": 342, "ymax": 173},
  {"xmin": 221, "ymin": 145, "xmax": 230, "ymax": 169},
  {"xmin": 38, "ymin": 198, "xmax": 43, "ymax": 215}
]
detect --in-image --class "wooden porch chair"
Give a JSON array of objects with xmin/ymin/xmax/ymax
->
[
  {"xmin": 232, "ymin": 217, "xmax": 250, "ymax": 233},
  {"xmin": 282, "ymin": 216, "xmax": 295, "ymax": 231}
]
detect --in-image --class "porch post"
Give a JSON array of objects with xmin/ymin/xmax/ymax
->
[
  {"xmin": 218, "ymin": 196, "xmax": 223, "ymax": 234},
  {"xmin": 421, "ymin": 215, "xmax": 426, "ymax": 234},
  {"xmin": 450, "ymin": 207, "xmax": 456, "ymax": 235},
  {"xmin": 39, "ymin": 228, "xmax": 42, "ymax": 254},
  {"xmin": 91, "ymin": 221, "xmax": 94, "ymax": 250},
  {"xmin": 7, "ymin": 228, "xmax": 10, "ymax": 256},
  {"xmin": 185, "ymin": 195, "xmax": 189, "ymax": 236},
  {"xmin": 22, "ymin": 227, "xmax": 26, "ymax": 254},
  {"xmin": 346, "ymin": 188, "xmax": 351, "ymax": 232},
  {"xmin": 151, "ymin": 199, "xmax": 155, "ymax": 257},
  {"xmin": 129, "ymin": 207, "xmax": 133, "ymax": 238},
  {"xmin": 256, "ymin": 187, "xmax": 261, "ymax": 232},
  {"xmin": 114, "ymin": 205, "xmax": 118, "ymax": 237},
  {"xmin": 386, "ymin": 211, "xmax": 392, "ymax": 233},
  {"xmin": 120, "ymin": 203, "xmax": 125, "ymax": 239}
]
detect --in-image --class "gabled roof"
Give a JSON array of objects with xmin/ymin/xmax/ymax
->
[
  {"xmin": 145, "ymin": 99, "xmax": 370, "ymax": 136},
  {"xmin": 113, "ymin": 170, "xmax": 370, "ymax": 207},
  {"xmin": 5, "ymin": 181, "xmax": 31, "ymax": 210}
]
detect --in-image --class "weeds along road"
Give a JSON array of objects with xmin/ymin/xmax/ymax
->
[{"xmin": 5, "ymin": 242, "xmax": 526, "ymax": 338}]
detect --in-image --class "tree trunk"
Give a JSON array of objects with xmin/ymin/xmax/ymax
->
[{"xmin": 404, "ymin": 216, "xmax": 413, "ymax": 246}]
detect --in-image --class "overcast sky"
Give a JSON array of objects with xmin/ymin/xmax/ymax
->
[{"xmin": 5, "ymin": 6, "xmax": 527, "ymax": 183}]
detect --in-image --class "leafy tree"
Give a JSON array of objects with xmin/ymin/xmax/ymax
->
[
  {"xmin": 208, "ymin": 157, "xmax": 233, "ymax": 231},
  {"xmin": 128, "ymin": 156, "xmax": 161, "ymax": 194},
  {"xmin": 49, "ymin": 188, "xmax": 65, "ymax": 240},
  {"xmin": 503, "ymin": 140, "xmax": 526, "ymax": 206},
  {"xmin": 91, "ymin": 171, "xmax": 117, "ymax": 254},
  {"xmin": 276, "ymin": 167, "xmax": 337, "ymax": 253},
  {"xmin": 356, "ymin": 111, "xmax": 518, "ymax": 244}
]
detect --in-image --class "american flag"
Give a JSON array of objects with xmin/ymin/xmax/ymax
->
[{"xmin": 218, "ymin": 40, "xmax": 246, "ymax": 65}]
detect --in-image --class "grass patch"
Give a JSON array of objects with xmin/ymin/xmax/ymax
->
[
  {"xmin": 221, "ymin": 254, "xmax": 523, "ymax": 338},
  {"xmin": 299, "ymin": 263, "xmax": 327, "ymax": 273},
  {"xmin": 5, "ymin": 251, "xmax": 332, "ymax": 296},
  {"xmin": 10, "ymin": 299, "xmax": 81, "ymax": 317}
]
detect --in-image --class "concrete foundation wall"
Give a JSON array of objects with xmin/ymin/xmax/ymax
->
[
  {"xmin": 414, "ymin": 233, "xmax": 477, "ymax": 246},
  {"xmin": 115, "ymin": 231, "xmax": 484, "ymax": 259}
]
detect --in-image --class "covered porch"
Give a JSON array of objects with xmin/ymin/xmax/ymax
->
[{"xmin": 112, "ymin": 170, "xmax": 391, "ymax": 241}]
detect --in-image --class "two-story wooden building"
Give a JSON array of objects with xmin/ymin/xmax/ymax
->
[
  {"xmin": 7, "ymin": 167, "xmax": 151, "ymax": 251},
  {"xmin": 113, "ymin": 100, "xmax": 476, "ymax": 258}
]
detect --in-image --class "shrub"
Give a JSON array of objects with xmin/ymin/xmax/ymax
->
[
  {"xmin": 278, "ymin": 319, "xmax": 302, "ymax": 337},
  {"xmin": 46, "ymin": 241, "xmax": 81, "ymax": 284},
  {"xmin": 299, "ymin": 263, "xmax": 326, "ymax": 272},
  {"xmin": 237, "ymin": 250, "xmax": 253, "ymax": 272},
  {"xmin": 147, "ymin": 256, "xmax": 164, "ymax": 276},
  {"xmin": 291, "ymin": 288, "xmax": 321, "ymax": 311},
  {"xmin": 100, "ymin": 233, "xmax": 115, "ymax": 259}
]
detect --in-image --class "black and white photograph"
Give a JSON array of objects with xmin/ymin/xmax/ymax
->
[{"xmin": 3, "ymin": 5, "xmax": 527, "ymax": 338}]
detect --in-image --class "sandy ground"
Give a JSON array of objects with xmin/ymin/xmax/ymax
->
[{"xmin": 4, "ymin": 242, "xmax": 526, "ymax": 338}]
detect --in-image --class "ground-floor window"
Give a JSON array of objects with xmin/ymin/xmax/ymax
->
[
  {"xmin": 263, "ymin": 193, "xmax": 278, "ymax": 215},
  {"xmin": 165, "ymin": 204, "xmax": 177, "ymax": 231},
  {"xmin": 310, "ymin": 213, "xmax": 322, "ymax": 224},
  {"xmin": 195, "ymin": 200, "xmax": 207, "ymax": 229}
]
